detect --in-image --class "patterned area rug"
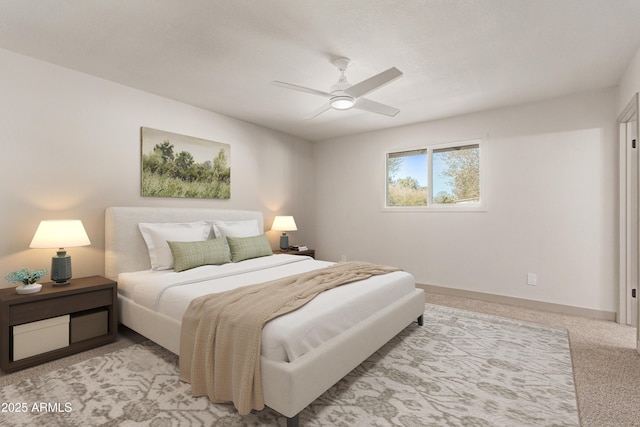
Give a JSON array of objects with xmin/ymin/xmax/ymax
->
[{"xmin": 0, "ymin": 304, "xmax": 578, "ymax": 426}]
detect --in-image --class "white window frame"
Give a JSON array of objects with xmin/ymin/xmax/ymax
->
[{"xmin": 383, "ymin": 138, "xmax": 487, "ymax": 212}]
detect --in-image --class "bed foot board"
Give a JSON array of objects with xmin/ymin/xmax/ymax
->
[
  {"xmin": 280, "ymin": 314, "xmax": 422, "ymax": 427},
  {"xmin": 286, "ymin": 413, "xmax": 300, "ymax": 427}
]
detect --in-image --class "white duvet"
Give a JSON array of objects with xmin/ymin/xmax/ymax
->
[{"xmin": 118, "ymin": 254, "xmax": 415, "ymax": 362}]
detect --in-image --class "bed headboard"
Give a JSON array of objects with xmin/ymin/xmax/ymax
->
[{"xmin": 105, "ymin": 206, "xmax": 264, "ymax": 280}]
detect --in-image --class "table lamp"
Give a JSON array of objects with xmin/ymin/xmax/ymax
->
[
  {"xmin": 271, "ymin": 216, "xmax": 297, "ymax": 251},
  {"xmin": 29, "ymin": 219, "xmax": 91, "ymax": 286}
]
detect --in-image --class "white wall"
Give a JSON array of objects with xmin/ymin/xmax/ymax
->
[
  {"xmin": 619, "ymin": 46, "xmax": 640, "ymax": 113},
  {"xmin": 0, "ymin": 48, "xmax": 315, "ymax": 287},
  {"xmin": 314, "ymin": 88, "xmax": 618, "ymax": 314}
]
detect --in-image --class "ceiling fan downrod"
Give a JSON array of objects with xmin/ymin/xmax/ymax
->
[{"xmin": 330, "ymin": 58, "xmax": 355, "ymax": 109}]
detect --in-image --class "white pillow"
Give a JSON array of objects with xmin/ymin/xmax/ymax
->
[
  {"xmin": 212, "ymin": 220, "xmax": 261, "ymax": 257},
  {"xmin": 138, "ymin": 221, "xmax": 211, "ymax": 270},
  {"xmin": 212, "ymin": 219, "xmax": 260, "ymax": 239}
]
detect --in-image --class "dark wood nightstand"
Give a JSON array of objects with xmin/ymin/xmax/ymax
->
[
  {"xmin": 277, "ymin": 249, "xmax": 316, "ymax": 259},
  {"xmin": 0, "ymin": 275, "xmax": 117, "ymax": 372}
]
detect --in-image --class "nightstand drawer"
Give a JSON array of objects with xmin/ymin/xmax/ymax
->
[{"xmin": 9, "ymin": 288, "xmax": 112, "ymax": 325}]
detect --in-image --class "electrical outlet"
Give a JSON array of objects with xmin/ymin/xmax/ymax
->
[
  {"xmin": 527, "ymin": 273, "xmax": 537, "ymax": 286},
  {"xmin": 340, "ymin": 254, "xmax": 347, "ymax": 262}
]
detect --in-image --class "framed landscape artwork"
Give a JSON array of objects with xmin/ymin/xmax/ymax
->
[{"xmin": 141, "ymin": 127, "xmax": 230, "ymax": 199}]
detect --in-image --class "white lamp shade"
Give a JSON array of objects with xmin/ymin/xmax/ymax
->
[
  {"xmin": 29, "ymin": 220, "xmax": 91, "ymax": 249},
  {"xmin": 271, "ymin": 216, "xmax": 297, "ymax": 232}
]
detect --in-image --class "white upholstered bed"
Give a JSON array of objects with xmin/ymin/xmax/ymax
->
[{"xmin": 104, "ymin": 206, "xmax": 425, "ymax": 426}]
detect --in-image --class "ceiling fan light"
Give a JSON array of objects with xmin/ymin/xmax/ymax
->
[{"xmin": 330, "ymin": 95, "xmax": 355, "ymax": 110}]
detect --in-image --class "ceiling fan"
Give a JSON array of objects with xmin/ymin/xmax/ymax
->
[{"xmin": 272, "ymin": 58, "xmax": 403, "ymax": 119}]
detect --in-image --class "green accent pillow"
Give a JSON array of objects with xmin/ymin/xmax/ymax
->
[
  {"xmin": 226, "ymin": 234, "xmax": 273, "ymax": 262},
  {"xmin": 167, "ymin": 239, "xmax": 230, "ymax": 272}
]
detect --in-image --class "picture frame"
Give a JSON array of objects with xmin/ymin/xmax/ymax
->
[{"xmin": 140, "ymin": 127, "xmax": 230, "ymax": 199}]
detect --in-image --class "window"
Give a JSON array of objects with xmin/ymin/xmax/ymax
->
[{"xmin": 385, "ymin": 139, "xmax": 484, "ymax": 210}]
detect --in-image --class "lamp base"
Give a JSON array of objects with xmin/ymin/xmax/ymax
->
[
  {"xmin": 51, "ymin": 250, "xmax": 72, "ymax": 286},
  {"xmin": 279, "ymin": 233, "xmax": 289, "ymax": 251},
  {"xmin": 52, "ymin": 281, "xmax": 71, "ymax": 287}
]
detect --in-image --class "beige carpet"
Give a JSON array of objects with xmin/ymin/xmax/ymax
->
[{"xmin": 1, "ymin": 292, "xmax": 638, "ymax": 426}]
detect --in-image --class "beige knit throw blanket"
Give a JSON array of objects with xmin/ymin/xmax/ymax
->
[{"xmin": 178, "ymin": 261, "xmax": 400, "ymax": 415}]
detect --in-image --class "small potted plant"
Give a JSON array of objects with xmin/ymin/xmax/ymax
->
[{"xmin": 5, "ymin": 268, "xmax": 48, "ymax": 294}]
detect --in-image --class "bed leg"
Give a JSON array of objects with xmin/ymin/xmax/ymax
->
[
  {"xmin": 286, "ymin": 414, "xmax": 300, "ymax": 427},
  {"xmin": 417, "ymin": 314, "xmax": 424, "ymax": 326}
]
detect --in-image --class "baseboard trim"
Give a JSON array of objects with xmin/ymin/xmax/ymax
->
[{"xmin": 416, "ymin": 283, "xmax": 617, "ymax": 322}]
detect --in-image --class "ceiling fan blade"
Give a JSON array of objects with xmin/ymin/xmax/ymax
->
[
  {"xmin": 344, "ymin": 67, "xmax": 403, "ymax": 99},
  {"xmin": 272, "ymin": 81, "xmax": 333, "ymax": 98},
  {"xmin": 353, "ymin": 97, "xmax": 400, "ymax": 117},
  {"xmin": 304, "ymin": 103, "xmax": 332, "ymax": 120}
]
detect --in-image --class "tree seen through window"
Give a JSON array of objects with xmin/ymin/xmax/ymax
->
[{"xmin": 386, "ymin": 141, "xmax": 481, "ymax": 207}]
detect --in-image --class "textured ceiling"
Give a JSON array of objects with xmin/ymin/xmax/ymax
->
[{"xmin": 1, "ymin": 0, "xmax": 640, "ymax": 141}]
